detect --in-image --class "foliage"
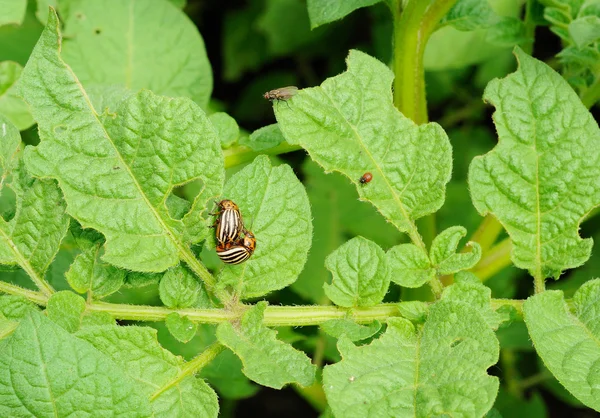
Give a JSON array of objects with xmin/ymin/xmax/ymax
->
[{"xmin": 0, "ymin": 1, "xmax": 599, "ymax": 417}]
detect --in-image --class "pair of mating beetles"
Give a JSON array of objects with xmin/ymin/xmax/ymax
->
[{"xmin": 213, "ymin": 200, "xmax": 256, "ymax": 264}]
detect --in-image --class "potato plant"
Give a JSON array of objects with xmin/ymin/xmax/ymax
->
[{"xmin": 0, "ymin": 0, "xmax": 599, "ymax": 417}]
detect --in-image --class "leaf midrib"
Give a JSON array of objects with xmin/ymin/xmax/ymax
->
[
  {"xmin": 55, "ymin": 29, "xmax": 214, "ymax": 286},
  {"xmin": 317, "ymin": 88, "xmax": 424, "ymax": 249}
]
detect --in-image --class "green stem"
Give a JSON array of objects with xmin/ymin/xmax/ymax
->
[
  {"xmin": 224, "ymin": 142, "xmax": 302, "ymax": 169},
  {"xmin": 472, "ymin": 238, "xmax": 512, "ymax": 281},
  {"xmin": 150, "ymin": 342, "xmax": 225, "ymax": 401},
  {"xmin": 533, "ymin": 273, "xmax": 546, "ymax": 294},
  {"xmin": 516, "ymin": 371, "xmax": 551, "ymax": 390},
  {"xmin": 581, "ymin": 76, "xmax": 600, "ymax": 109},
  {"xmin": 0, "ymin": 279, "xmax": 530, "ymax": 324},
  {"xmin": 0, "ymin": 230, "xmax": 55, "ymax": 297},
  {"xmin": 429, "ymin": 276, "xmax": 444, "ymax": 299},
  {"xmin": 520, "ymin": 0, "xmax": 536, "ymax": 55},
  {"xmin": 392, "ymin": 0, "xmax": 457, "ymax": 123},
  {"xmin": 295, "ymin": 381, "xmax": 328, "ymax": 413},
  {"xmin": 0, "ymin": 280, "xmax": 49, "ymax": 304},
  {"xmin": 392, "ymin": 0, "xmax": 430, "ymax": 123},
  {"xmin": 392, "ymin": 0, "xmax": 457, "ymax": 252},
  {"xmin": 501, "ymin": 349, "xmax": 522, "ymax": 399},
  {"xmin": 469, "ymin": 215, "xmax": 504, "ymax": 254},
  {"xmin": 179, "ymin": 249, "xmax": 218, "ymax": 295}
]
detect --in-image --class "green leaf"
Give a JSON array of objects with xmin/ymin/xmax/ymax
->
[
  {"xmin": 77, "ymin": 324, "xmax": 218, "ymax": 418},
  {"xmin": 430, "ymin": 226, "xmax": 481, "ymax": 274},
  {"xmin": 201, "ymin": 348, "xmax": 259, "ymax": 399},
  {"xmin": 216, "ymin": 302, "xmax": 316, "ymax": 389},
  {"xmin": 222, "ymin": 6, "xmax": 268, "ymax": 82},
  {"xmin": 0, "ymin": 113, "xmax": 19, "ymax": 177},
  {"xmin": 0, "ymin": 176, "xmax": 69, "ymax": 283},
  {"xmin": 320, "ymin": 319, "xmax": 381, "ymax": 341},
  {"xmin": 0, "ymin": 311, "xmax": 152, "ymax": 417},
  {"xmin": 442, "ymin": 271, "xmax": 505, "ymax": 329},
  {"xmin": 442, "ymin": 0, "xmax": 501, "ymax": 31},
  {"xmin": 292, "ymin": 159, "xmax": 402, "ymax": 303},
  {"xmin": 0, "ymin": 61, "xmax": 33, "ymax": 130},
  {"xmin": 0, "ymin": 294, "xmax": 39, "ymax": 320},
  {"xmin": 0, "ymin": 0, "xmax": 26, "ymax": 26},
  {"xmin": 486, "ymin": 17, "xmax": 528, "ymax": 46},
  {"xmin": 65, "ymin": 243, "xmax": 126, "ymax": 299},
  {"xmin": 17, "ymin": 10, "xmax": 224, "ymax": 273},
  {"xmin": 165, "ymin": 312, "xmax": 198, "ymax": 343},
  {"xmin": 35, "ymin": 0, "xmax": 57, "ymax": 25},
  {"xmin": 386, "ymin": 243, "xmax": 435, "ymax": 288},
  {"xmin": 81, "ymin": 311, "xmax": 115, "ymax": 327},
  {"xmin": 0, "ymin": 118, "xmax": 69, "ymax": 293},
  {"xmin": 242, "ymin": 123, "xmax": 286, "ymax": 151},
  {"xmin": 397, "ymin": 300, "xmax": 429, "ymax": 323},
  {"xmin": 46, "ymin": 290, "xmax": 86, "ymax": 332},
  {"xmin": 0, "ymin": 316, "xmax": 17, "ymax": 340},
  {"xmin": 569, "ymin": 15, "xmax": 600, "ymax": 47},
  {"xmin": 159, "ymin": 264, "xmax": 208, "ymax": 309},
  {"xmin": 60, "ymin": 0, "xmax": 212, "ymax": 108},
  {"xmin": 257, "ymin": 0, "xmax": 320, "ymax": 55},
  {"xmin": 275, "ymin": 50, "xmax": 452, "ymax": 241},
  {"xmin": 468, "ymin": 47, "xmax": 600, "ymax": 279},
  {"xmin": 217, "ymin": 156, "xmax": 312, "ymax": 299},
  {"xmin": 0, "ymin": 4, "xmax": 44, "ymax": 66},
  {"xmin": 151, "ymin": 375, "xmax": 219, "ymax": 418},
  {"xmin": 523, "ymin": 281, "xmax": 600, "ymax": 411},
  {"xmin": 209, "ymin": 112, "xmax": 239, "ymax": 148},
  {"xmin": 307, "ymin": 0, "xmax": 381, "ymax": 29},
  {"xmin": 323, "ymin": 299, "xmax": 499, "ymax": 417},
  {"xmin": 323, "ymin": 236, "xmax": 389, "ymax": 307},
  {"xmin": 485, "ymin": 408, "xmax": 503, "ymax": 418}
]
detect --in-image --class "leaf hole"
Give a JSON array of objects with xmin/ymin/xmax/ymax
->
[
  {"xmin": 0, "ymin": 185, "xmax": 16, "ymax": 222},
  {"xmin": 94, "ymin": 28, "xmax": 102, "ymax": 35},
  {"xmin": 166, "ymin": 185, "xmax": 192, "ymax": 220}
]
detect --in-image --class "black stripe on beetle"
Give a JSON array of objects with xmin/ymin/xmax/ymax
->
[
  {"xmin": 214, "ymin": 200, "xmax": 243, "ymax": 245},
  {"xmin": 217, "ymin": 245, "xmax": 251, "ymax": 264},
  {"xmin": 216, "ymin": 228, "xmax": 256, "ymax": 265}
]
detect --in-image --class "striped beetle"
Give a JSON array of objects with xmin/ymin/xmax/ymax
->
[
  {"xmin": 213, "ymin": 199, "xmax": 243, "ymax": 245},
  {"xmin": 216, "ymin": 229, "xmax": 256, "ymax": 265}
]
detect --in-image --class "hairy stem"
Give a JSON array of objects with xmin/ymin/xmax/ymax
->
[
  {"xmin": 150, "ymin": 342, "xmax": 225, "ymax": 401},
  {"xmin": 0, "ymin": 280, "xmax": 49, "ymax": 304},
  {"xmin": 0, "ymin": 281, "xmax": 529, "ymax": 325},
  {"xmin": 533, "ymin": 273, "xmax": 546, "ymax": 294},
  {"xmin": 392, "ymin": 0, "xmax": 430, "ymax": 123}
]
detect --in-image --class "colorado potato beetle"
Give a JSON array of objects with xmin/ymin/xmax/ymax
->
[
  {"xmin": 216, "ymin": 229, "xmax": 256, "ymax": 265},
  {"xmin": 213, "ymin": 199, "xmax": 243, "ymax": 245}
]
